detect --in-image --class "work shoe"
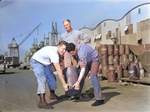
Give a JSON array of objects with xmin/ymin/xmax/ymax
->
[
  {"xmin": 38, "ymin": 102, "xmax": 53, "ymax": 109},
  {"xmin": 50, "ymin": 93, "xmax": 61, "ymax": 100},
  {"xmin": 62, "ymin": 96, "xmax": 80, "ymax": 100},
  {"xmin": 81, "ymin": 93, "xmax": 88, "ymax": 98},
  {"xmin": 70, "ymin": 96, "xmax": 80, "ymax": 100},
  {"xmin": 38, "ymin": 93, "xmax": 53, "ymax": 109},
  {"xmin": 91, "ymin": 100, "xmax": 104, "ymax": 106}
]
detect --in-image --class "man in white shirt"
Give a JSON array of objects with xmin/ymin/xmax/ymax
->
[
  {"xmin": 59, "ymin": 19, "xmax": 90, "ymax": 98},
  {"xmin": 30, "ymin": 41, "xmax": 68, "ymax": 109}
]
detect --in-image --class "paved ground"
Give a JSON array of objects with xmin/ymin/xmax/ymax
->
[
  {"xmin": 51, "ymin": 75, "xmax": 150, "ymax": 112},
  {"xmin": 0, "ymin": 68, "xmax": 150, "ymax": 112}
]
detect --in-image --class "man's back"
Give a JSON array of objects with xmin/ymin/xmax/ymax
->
[
  {"xmin": 32, "ymin": 46, "xmax": 59, "ymax": 65},
  {"xmin": 78, "ymin": 44, "xmax": 99, "ymax": 64}
]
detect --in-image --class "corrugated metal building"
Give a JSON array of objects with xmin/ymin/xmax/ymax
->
[{"xmin": 79, "ymin": 3, "xmax": 150, "ymax": 48}]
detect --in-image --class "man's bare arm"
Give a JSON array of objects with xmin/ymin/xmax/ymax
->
[{"xmin": 53, "ymin": 63, "xmax": 68, "ymax": 91}]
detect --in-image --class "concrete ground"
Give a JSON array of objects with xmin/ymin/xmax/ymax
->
[
  {"xmin": 45, "ymin": 74, "xmax": 150, "ymax": 112},
  {"xmin": 0, "ymin": 68, "xmax": 150, "ymax": 112}
]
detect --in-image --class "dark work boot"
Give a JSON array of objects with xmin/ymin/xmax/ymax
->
[
  {"xmin": 50, "ymin": 93, "xmax": 61, "ymax": 100},
  {"xmin": 70, "ymin": 96, "xmax": 80, "ymax": 100},
  {"xmin": 91, "ymin": 100, "xmax": 104, "ymax": 106},
  {"xmin": 38, "ymin": 94, "xmax": 53, "ymax": 109},
  {"xmin": 50, "ymin": 90, "xmax": 61, "ymax": 100},
  {"xmin": 81, "ymin": 93, "xmax": 88, "ymax": 98}
]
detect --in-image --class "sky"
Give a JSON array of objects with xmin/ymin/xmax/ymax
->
[{"xmin": 0, "ymin": 0, "xmax": 150, "ymax": 62}]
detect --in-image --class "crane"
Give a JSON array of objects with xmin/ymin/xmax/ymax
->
[
  {"xmin": 6, "ymin": 23, "xmax": 42, "ymax": 68},
  {"xmin": 18, "ymin": 23, "xmax": 41, "ymax": 47},
  {"xmin": 8, "ymin": 23, "xmax": 42, "ymax": 56}
]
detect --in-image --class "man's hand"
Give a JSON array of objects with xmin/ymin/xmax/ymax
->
[
  {"xmin": 72, "ymin": 81, "xmax": 80, "ymax": 90},
  {"xmin": 73, "ymin": 66, "xmax": 86, "ymax": 90},
  {"xmin": 53, "ymin": 63, "xmax": 68, "ymax": 91},
  {"xmin": 63, "ymin": 83, "xmax": 69, "ymax": 91}
]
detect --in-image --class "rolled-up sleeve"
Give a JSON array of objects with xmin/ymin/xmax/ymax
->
[{"xmin": 77, "ymin": 31, "xmax": 91, "ymax": 44}]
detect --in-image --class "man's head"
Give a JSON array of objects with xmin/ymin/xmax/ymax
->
[
  {"xmin": 63, "ymin": 19, "xmax": 72, "ymax": 33},
  {"xmin": 66, "ymin": 43, "xmax": 78, "ymax": 55},
  {"xmin": 57, "ymin": 41, "xmax": 68, "ymax": 56}
]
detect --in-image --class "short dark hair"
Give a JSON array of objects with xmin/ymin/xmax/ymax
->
[
  {"xmin": 66, "ymin": 43, "xmax": 76, "ymax": 52},
  {"xmin": 63, "ymin": 19, "xmax": 71, "ymax": 23},
  {"xmin": 58, "ymin": 41, "xmax": 68, "ymax": 46}
]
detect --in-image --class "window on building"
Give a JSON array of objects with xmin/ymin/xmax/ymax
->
[
  {"xmin": 138, "ymin": 8, "xmax": 141, "ymax": 14},
  {"xmin": 104, "ymin": 23, "xmax": 106, "ymax": 27},
  {"xmin": 116, "ymin": 28, "xmax": 118, "ymax": 38},
  {"xmin": 106, "ymin": 31, "xmax": 111, "ymax": 39}
]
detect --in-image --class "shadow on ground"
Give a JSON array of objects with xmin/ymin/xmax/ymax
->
[
  {"xmin": 0, "ymin": 72, "xmax": 15, "ymax": 75},
  {"xmin": 49, "ymin": 86, "xmax": 120, "ymax": 105}
]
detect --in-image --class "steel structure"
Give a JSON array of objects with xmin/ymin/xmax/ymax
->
[{"xmin": 8, "ymin": 23, "xmax": 41, "ymax": 57}]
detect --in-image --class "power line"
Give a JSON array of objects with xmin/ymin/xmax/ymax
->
[{"xmin": 13, "ymin": 28, "xmax": 36, "ymax": 38}]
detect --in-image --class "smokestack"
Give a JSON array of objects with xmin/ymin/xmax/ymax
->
[
  {"xmin": 36, "ymin": 38, "xmax": 38, "ymax": 46},
  {"xmin": 55, "ymin": 22, "xmax": 57, "ymax": 32},
  {"xmin": 44, "ymin": 33, "xmax": 46, "ymax": 46},
  {"xmin": 52, "ymin": 22, "xmax": 54, "ymax": 30},
  {"xmin": 33, "ymin": 38, "xmax": 35, "ymax": 46}
]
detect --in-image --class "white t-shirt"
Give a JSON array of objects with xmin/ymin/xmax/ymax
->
[{"xmin": 32, "ymin": 46, "xmax": 59, "ymax": 66}]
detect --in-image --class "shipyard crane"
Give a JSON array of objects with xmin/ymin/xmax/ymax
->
[
  {"xmin": 6, "ymin": 23, "xmax": 41, "ymax": 68},
  {"xmin": 17, "ymin": 23, "xmax": 41, "ymax": 47}
]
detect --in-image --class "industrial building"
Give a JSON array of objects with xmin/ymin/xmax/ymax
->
[{"xmin": 79, "ymin": 3, "xmax": 150, "ymax": 84}]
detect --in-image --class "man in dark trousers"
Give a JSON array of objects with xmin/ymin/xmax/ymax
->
[{"xmin": 66, "ymin": 43, "xmax": 104, "ymax": 106}]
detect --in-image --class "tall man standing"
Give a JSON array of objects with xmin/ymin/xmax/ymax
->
[
  {"xmin": 59, "ymin": 19, "xmax": 91, "ymax": 98},
  {"xmin": 60, "ymin": 19, "xmax": 91, "ymax": 68}
]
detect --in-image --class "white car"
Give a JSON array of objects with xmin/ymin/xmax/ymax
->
[{"xmin": 0, "ymin": 54, "xmax": 6, "ymax": 73}]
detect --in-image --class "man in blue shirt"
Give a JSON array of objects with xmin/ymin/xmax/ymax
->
[{"xmin": 66, "ymin": 43, "xmax": 104, "ymax": 106}]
